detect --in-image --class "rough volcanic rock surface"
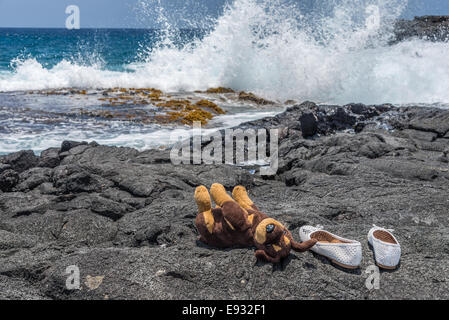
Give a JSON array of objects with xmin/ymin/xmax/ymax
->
[
  {"xmin": 394, "ymin": 15, "xmax": 449, "ymax": 43},
  {"xmin": 0, "ymin": 103, "xmax": 448, "ymax": 300}
]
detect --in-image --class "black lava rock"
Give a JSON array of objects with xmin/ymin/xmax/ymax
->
[
  {"xmin": 299, "ymin": 113, "xmax": 319, "ymax": 138},
  {"xmin": 0, "ymin": 169, "xmax": 19, "ymax": 192},
  {"xmin": 0, "ymin": 101, "xmax": 448, "ymax": 300},
  {"xmin": 38, "ymin": 148, "xmax": 61, "ymax": 168},
  {"xmin": 60, "ymin": 141, "xmax": 88, "ymax": 153},
  {"xmin": 0, "ymin": 150, "xmax": 38, "ymax": 173}
]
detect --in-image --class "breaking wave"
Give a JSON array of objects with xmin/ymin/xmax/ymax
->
[{"xmin": 1, "ymin": 0, "xmax": 449, "ymax": 105}]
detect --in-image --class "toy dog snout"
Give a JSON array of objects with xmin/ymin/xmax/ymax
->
[{"xmin": 254, "ymin": 218, "xmax": 317, "ymax": 263}]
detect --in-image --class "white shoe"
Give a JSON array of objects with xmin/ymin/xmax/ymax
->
[
  {"xmin": 368, "ymin": 225, "xmax": 401, "ymax": 270},
  {"xmin": 299, "ymin": 225, "xmax": 362, "ymax": 269}
]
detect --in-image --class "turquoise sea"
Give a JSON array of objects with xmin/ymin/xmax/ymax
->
[{"xmin": 1, "ymin": 0, "xmax": 449, "ymax": 154}]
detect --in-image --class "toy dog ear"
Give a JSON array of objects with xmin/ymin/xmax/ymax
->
[
  {"xmin": 254, "ymin": 221, "xmax": 268, "ymax": 244},
  {"xmin": 254, "ymin": 218, "xmax": 283, "ymax": 244},
  {"xmin": 254, "ymin": 218, "xmax": 279, "ymax": 244},
  {"xmin": 291, "ymin": 239, "xmax": 317, "ymax": 252}
]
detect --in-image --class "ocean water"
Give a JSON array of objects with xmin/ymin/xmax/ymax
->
[{"xmin": 1, "ymin": 0, "xmax": 449, "ymax": 154}]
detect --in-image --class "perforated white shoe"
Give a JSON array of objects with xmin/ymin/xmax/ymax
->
[
  {"xmin": 368, "ymin": 225, "xmax": 401, "ymax": 270},
  {"xmin": 299, "ymin": 225, "xmax": 362, "ymax": 269}
]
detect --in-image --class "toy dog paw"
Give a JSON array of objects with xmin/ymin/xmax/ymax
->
[{"xmin": 194, "ymin": 183, "xmax": 317, "ymax": 263}]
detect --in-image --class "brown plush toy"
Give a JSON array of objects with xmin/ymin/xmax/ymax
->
[{"xmin": 194, "ymin": 183, "xmax": 317, "ymax": 263}]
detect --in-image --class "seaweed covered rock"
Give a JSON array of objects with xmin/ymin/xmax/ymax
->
[
  {"xmin": 238, "ymin": 91, "xmax": 275, "ymax": 105},
  {"xmin": 206, "ymin": 87, "xmax": 235, "ymax": 94},
  {"xmin": 195, "ymin": 100, "xmax": 226, "ymax": 114}
]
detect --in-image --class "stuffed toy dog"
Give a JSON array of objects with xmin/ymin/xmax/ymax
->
[{"xmin": 194, "ymin": 183, "xmax": 317, "ymax": 263}]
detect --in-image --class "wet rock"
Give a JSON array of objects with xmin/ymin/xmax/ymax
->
[
  {"xmin": 238, "ymin": 91, "xmax": 275, "ymax": 105},
  {"xmin": 347, "ymin": 103, "xmax": 378, "ymax": 116},
  {"xmin": 394, "ymin": 15, "xmax": 449, "ymax": 43},
  {"xmin": 324, "ymin": 107, "xmax": 357, "ymax": 132},
  {"xmin": 299, "ymin": 113, "xmax": 318, "ymax": 138}
]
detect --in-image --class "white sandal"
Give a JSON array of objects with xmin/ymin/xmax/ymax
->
[
  {"xmin": 299, "ymin": 225, "xmax": 362, "ymax": 269},
  {"xmin": 368, "ymin": 225, "xmax": 401, "ymax": 270}
]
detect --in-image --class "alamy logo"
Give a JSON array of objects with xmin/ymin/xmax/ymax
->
[
  {"xmin": 65, "ymin": 265, "xmax": 80, "ymax": 290},
  {"xmin": 365, "ymin": 5, "xmax": 380, "ymax": 31},
  {"xmin": 66, "ymin": 5, "xmax": 80, "ymax": 30},
  {"xmin": 170, "ymin": 122, "xmax": 279, "ymax": 175},
  {"xmin": 365, "ymin": 265, "xmax": 380, "ymax": 290}
]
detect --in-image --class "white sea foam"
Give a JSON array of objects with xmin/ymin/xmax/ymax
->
[
  {"xmin": 0, "ymin": 109, "xmax": 280, "ymax": 155},
  {"xmin": 1, "ymin": 0, "xmax": 449, "ymax": 105}
]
